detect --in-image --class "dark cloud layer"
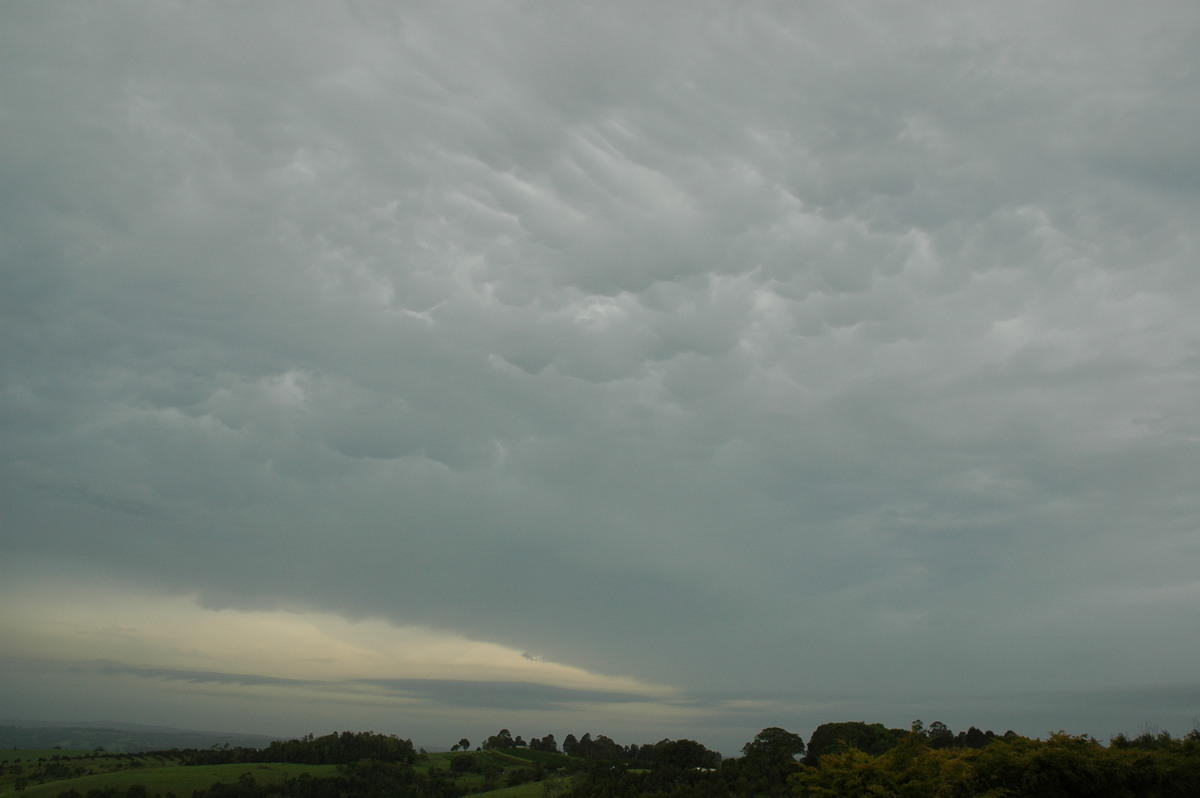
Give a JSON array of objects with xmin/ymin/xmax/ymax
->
[{"xmin": 3, "ymin": 1, "xmax": 1199, "ymax": 752}]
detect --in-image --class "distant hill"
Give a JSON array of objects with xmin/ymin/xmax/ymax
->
[{"xmin": 0, "ymin": 720, "xmax": 278, "ymax": 753}]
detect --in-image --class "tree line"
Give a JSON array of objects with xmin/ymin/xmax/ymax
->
[
  {"xmin": 459, "ymin": 727, "xmax": 725, "ymax": 767},
  {"xmin": 165, "ymin": 731, "xmax": 416, "ymax": 767},
  {"xmin": 38, "ymin": 720, "xmax": 1200, "ymax": 797}
]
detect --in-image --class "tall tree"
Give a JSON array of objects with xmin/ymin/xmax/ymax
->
[
  {"xmin": 927, "ymin": 721, "xmax": 954, "ymax": 749},
  {"xmin": 805, "ymin": 721, "xmax": 904, "ymax": 765},
  {"xmin": 482, "ymin": 729, "xmax": 514, "ymax": 750},
  {"xmin": 576, "ymin": 732, "xmax": 594, "ymax": 759},
  {"xmin": 652, "ymin": 738, "xmax": 721, "ymax": 770},
  {"xmin": 742, "ymin": 726, "xmax": 806, "ymax": 763}
]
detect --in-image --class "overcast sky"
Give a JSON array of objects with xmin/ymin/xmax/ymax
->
[{"xmin": 2, "ymin": 1, "xmax": 1199, "ymax": 756}]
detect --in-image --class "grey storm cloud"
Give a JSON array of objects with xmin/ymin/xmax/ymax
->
[{"xmin": 2, "ymin": 0, "xmax": 1199, "ymax": 750}]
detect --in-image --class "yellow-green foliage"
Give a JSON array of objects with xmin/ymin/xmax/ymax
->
[{"xmin": 794, "ymin": 732, "xmax": 1200, "ymax": 798}]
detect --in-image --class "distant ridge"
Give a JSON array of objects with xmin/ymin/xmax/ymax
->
[{"xmin": 0, "ymin": 720, "xmax": 279, "ymax": 752}]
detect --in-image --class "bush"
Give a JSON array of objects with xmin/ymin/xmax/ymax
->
[{"xmin": 448, "ymin": 754, "xmax": 477, "ymax": 773}]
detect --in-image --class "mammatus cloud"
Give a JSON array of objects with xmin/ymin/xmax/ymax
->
[{"xmin": 2, "ymin": 1, "xmax": 1199, "ymax": 753}]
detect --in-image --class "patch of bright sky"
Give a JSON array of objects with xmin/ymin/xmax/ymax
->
[{"xmin": 0, "ymin": 575, "xmax": 675, "ymax": 698}]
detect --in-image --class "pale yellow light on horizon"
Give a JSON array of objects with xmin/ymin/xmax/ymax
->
[{"xmin": 0, "ymin": 580, "xmax": 675, "ymax": 700}]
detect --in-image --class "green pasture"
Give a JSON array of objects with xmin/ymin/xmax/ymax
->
[
  {"xmin": 417, "ymin": 749, "xmax": 571, "ymax": 797},
  {"xmin": 419, "ymin": 748, "xmax": 547, "ymax": 772},
  {"xmin": 436, "ymin": 748, "xmax": 566, "ymax": 768},
  {"xmin": 2, "ymin": 752, "xmax": 171, "ymax": 786},
  {"xmin": 3, "ymin": 746, "xmax": 572, "ymax": 798},
  {"xmin": 462, "ymin": 781, "xmax": 548, "ymax": 798},
  {"xmin": 469, "ymin": 750, "xmax": 527, "ymax": 767},
  {"xmin": 1, "ymin": 762, "xmax": 337, "ymax": 798},
  {"xmin": 494, "ymin": 748, "xmax": 570, "ymax": 766}
]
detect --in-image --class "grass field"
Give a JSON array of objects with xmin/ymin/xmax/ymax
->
[
  {"xmin": 462, "ymin": 781, "xmax": 549, "ymax": 798},
  {"xmin": 492, "ymin": 748, "xmax": 571, "ymax": 766},
  {"xmin": 1, "ymin": 746, "xmax": 572, "ymax": 798},
  {"xmin": 424, "ymin": 748, "xmax": 570, "ymax": 768},
  {"xmin": 0, "ymin": 761, "xmax": 338, "ymax": 798},
  {"xmin": 415, "ymin": 748, "xmax": 574, "ymax": 797}
]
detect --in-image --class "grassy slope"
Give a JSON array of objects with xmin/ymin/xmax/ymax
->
[{"xmin": 422, "ymin": 748, "xmax": 575, "ymax": 797}]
